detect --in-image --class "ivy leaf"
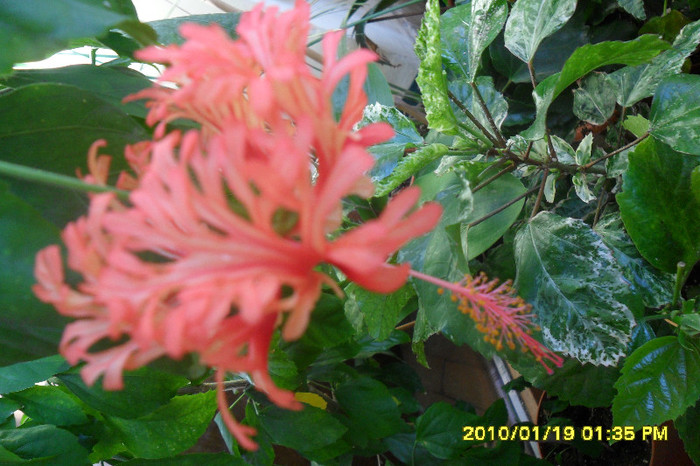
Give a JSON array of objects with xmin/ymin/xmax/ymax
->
[
  {"xmin": 613, "ymin": 336, "xmax": 700, "ymax": 428},
  {"xmin": 467, "ymin": 0, "xmax": 509, "ymax": 82},
  {"xmin": 107, "ymin": 391, "xmax": 218, "ymax": 459},
  {"xmin": 503, "ymin": 0, "xmax": 577, "ymax": 63},
  {"xmin": 610, "ymin": 19, "xmax": 700, "ymax": 107},
  {"xmin": 0, "ymin": 0, "xmax": 155, "ymax": 76},
  {"xmin": 573, "ymin": 72, "xmax": 617, "ymax": 125},
  {"xmin": 514, "ymin": 212, "xmax": 638, "ymax": 366},
  {"xmin": 650, "ymin": 74, "xmax": 700, "ymax": 155},
  {"xmin": 618, "ymin": 138, "xmax": 700, "ymax": 273},
  {"xmin": 522, "ymin": 35, "xmax": 670, "ymax": 139},
  {"xmin": 594, "ymin": 214, "xmax": 675, "ymax": 308},
  {"xmin": 416, "ymin": 0, "xmax": 459, "ymax": 135}
]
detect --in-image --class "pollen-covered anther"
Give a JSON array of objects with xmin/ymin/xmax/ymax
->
[{"xmin": 409, "ymin": 270, "xmax": 565, "ymax": 375}]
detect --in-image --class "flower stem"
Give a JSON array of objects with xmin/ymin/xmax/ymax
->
[{"xmin": 0, "ymin": 160, "xmax": 129, "ymax": 201}]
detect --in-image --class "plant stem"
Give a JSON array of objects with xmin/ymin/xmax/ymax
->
[
  {"xmin": 471, "ymin": 184, "xmax": 541, "ymax": 227},
  {"xmin": 447, "ymin": 90, "xmax": 499, "ymax": 146},
  {"xmin": 470, "ymin": 81, "xmax": 506, "ymax": 147},
  {"xmin": 527, "ymin": 60, "xmax": 537, "ymax": 89},
  {"xmin": 672, "ymin": 261, "xmax": 687, "ymax": 308},
  {"xmin": 307, "ymin": 0, "xmax": 425, "ymax": 46},
  {"xmin": 471, "ymin": 163, "xmax": 516, "ymax": 193},
  {"xmin": 0, "ymin": 160, "xmax": 130, "ymax": 201},
  {"xmin": 583, "ymin": 133, "xmax": 649, "ymax": 169},
  {"xmin": 529, "ymin": 168, "xmax": 549, "ymax": 220}
]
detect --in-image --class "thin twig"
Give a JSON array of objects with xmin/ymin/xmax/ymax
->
[
  {"xmin": 395, "ymin": 321, "xmax": 416, "ymax": 331},
  {"xmin": 527, "ymin": 60, "xmax": 537, "ymax": 89},
  {"xmin": 583, "ymin": 133, "xmax": 649, "ymax": 169},
  {"xmin": 447, "ymin": 90, "xmax": 499, "ymax": 146},
  {"xmin": 545, "ymin": 131, "xmax": 558, "ymax": 163},
  {"xmin": 472, "ymin": 163, "xmax": 517, "ymax": 193},
  {"xmin": 470, "ymin": 184, "xmax": 541, "ymax": 228},
  {"xmin": 529, "ymin": 168, "xmax": 549, "ymax": 220},
  {"xmin": 470, "ymin": 82, "xmax": 506, "ymax": 147}
]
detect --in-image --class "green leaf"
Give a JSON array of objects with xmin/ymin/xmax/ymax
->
[
  {"xmin": 149, "ymin": 13, "xmax": 242, "ymax": 46},
  {"xmin": 0, "ymin": 0, "xmax": 149, "ymax": 75},
  {"xmin": 415, "ymin": 402, "xmax": 479, "ymax": 459},
  {"xmin": 0, "ymin": 355, "xmax": 68, "ymax": 394},
  {"xmin": 460, "ymin": 163, "xmax": 526, "ymax": 259},
  {"xmin": 518, "ymin": 358, "xmax": 621, "ymax": 407},
  {"xmin": 650, "ymin": 74, "xmax": 700, "ymax": 155},
  {"xmin": 0, "ymin": 83, "xmax": 148, "ymax": 227},
  {"xmin": 618, "ymin": 138, "xmax": 700, "ymax": 273},
  {"xmin": 503, "ymin": 0, "xmax": 577, "ymax": 63},
  {"xmin": 336, "ymin": 377, "xmax": 404, "ymax": 443},
  {"xmin": 594, "ymin": 214, "xmax": 674, "ymax": 307},
  {"xmin": 1, "ymin": 65, "xmax": 152, "ymax": 118},
  {"xmin": 359, "ymin": 103, "xmax": 423, "ymax": 183},
  {"xmin": 299, "ymin": 293, "xmax": 354, "ymax": 350},
  {"xmin": 467, "ymin": 0, "xmax": 509, "ymax": 82},
  {"xmin": 613, "ymin": 336, "xmax": 700, "ymax": 428},
  {"xmin": 617, "ymin": 0, "xmax": 646, "ymax": 20},
  {"xmin": 692, "ymin": 166, "xmax": 700, "ymax": 205},
  {"xmin": 514, "ymin": 212, "xmax": 638, "ymax": 366},
  {"xmin": 440, "ymin": 4, "xmax": 472, "ymax": 85},
  {"xmin": 107, "ymin": 391, "xmax": 218, "ymax": 459},
  {"xmin": 610, "ymin": 19, "xmax": 700, "ymax": 107},
  {"xmin": 622, "ymin": 114, "xmax": 650, "ymax": 138},
  {"xmin": 0, "ymin": 425, "xmax": 89, "ymax": 464},
  {"xmin": 6, "ymin": 385, "xmax": 88, "ymax": 426},
  {"xmin": 523, "ymin": 35, "xmax": 670, "ymax": 139},
  {"xmin": 374, "ymin": 143, "xmax": 449, "ymax": 197},
  {"xmin": 676, "ymin": 399, "xmax": 700, "ymax": 465},
  {"xmin": 58, "ymin": 367, "xmax": 190, "ymax": 419},
  {"xmin": 416, "ymin": 0, "xmax": 459, "ymax": 135},
  {"xmin": 448, "ymin": 76, "xmax": 509, "ymax": 135},
  {"xmin": 344, "ymin": 284, "xmax": 414, "ymax": 341},
  {"xmin": 0, "ymin": 398, "xmax": 20, "ymax": 420},
  {"xmin": 123, "ymin": 453, "xmax": 248, "ymax": 466},
  {"xmin": 573, "ymin": 72, "xmax": 617, "ymax": 125},
  {"xmin": 639, "ymin": 10, "xmax": 691, "ymax": 42},
  {"xmin": 0, "ymin": 185, "xmax": 68, "ymax": 365},
  {"xmin": 258, "ymin": 403, "xmax": 347, "ymax": 453}
]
